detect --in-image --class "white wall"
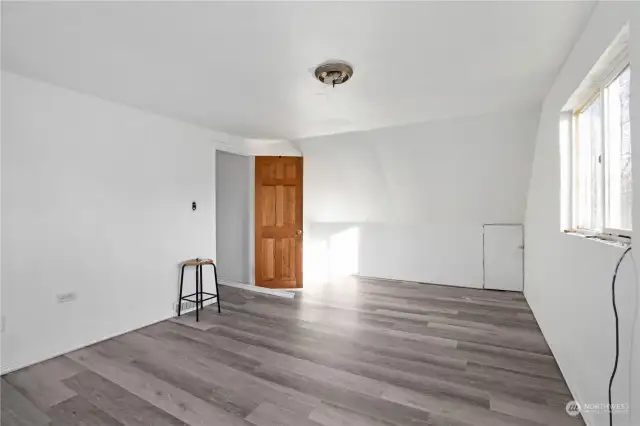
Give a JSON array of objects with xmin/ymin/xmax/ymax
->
[
  {"xmin": 216, "ymin": 151, "xmax": 251, "ymax": 284},
  {"xmin": 524, "ymin": 3, "xmax": 640, "ymax": 426},
  {"xmin": 298, "ymin": 107, "xmax": 539, "ymax": 287},
  {"xmin": 1, "ymin": 0, "xmax": 4, "ymax": 360},
  {"xmin": 0, "ymin": 71, "xmax": 221, "ymax": 374}
]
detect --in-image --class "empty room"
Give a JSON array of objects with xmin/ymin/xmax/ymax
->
[{"xmin": 1, "ymin": 1, "xmax": 639, "ymax": 426}]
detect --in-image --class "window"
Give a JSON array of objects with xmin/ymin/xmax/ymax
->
[
  {"xmin": 605, "ymin": 65, "xmax": 632, "ymax": 232},
  {"xmin": 571, "ymin": 61, "xmax": 631, "ymax": 237}
]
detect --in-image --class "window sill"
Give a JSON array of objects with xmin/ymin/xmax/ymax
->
[{"xmin": 563, "ymin": 230, "xmax": 631, "ymax": 248}]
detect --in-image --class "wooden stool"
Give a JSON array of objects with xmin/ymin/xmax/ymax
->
[{"xmin": 178, "ymin": 258, "xmax": 221, "ymax": 321}]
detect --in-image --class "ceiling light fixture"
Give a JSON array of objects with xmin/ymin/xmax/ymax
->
[{"xmin": 314, "ymin": 61, "xmax": 353, "ymax": 87}]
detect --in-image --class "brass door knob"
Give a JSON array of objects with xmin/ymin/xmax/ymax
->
[{"xmin": 296, "ymin": 230, "xmax": 303, "ymax": 236}]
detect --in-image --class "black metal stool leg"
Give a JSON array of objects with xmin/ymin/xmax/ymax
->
[
  {"xmin": 178, "ymin": 265, "xmax": 186, "ymax": 317},
  {"xmin": 195, "ymin": 265, "xmax": 200, "ymax": 322},
  {"xmin": 199, "ymin": 264, "xmax": 204, "ymax": 310},
  {"xmin": 213, "ymin": 262, "xmax": 221, "ymax": 313}
]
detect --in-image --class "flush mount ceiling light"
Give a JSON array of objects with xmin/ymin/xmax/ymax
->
[{"xmin": 314, "ymin": 62, "xmax": 353, "ymax": 87}]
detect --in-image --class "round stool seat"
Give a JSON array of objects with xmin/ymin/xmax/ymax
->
[{"xmin": 183, "ymin": 258, "xmax": 214, "ymax": 266}]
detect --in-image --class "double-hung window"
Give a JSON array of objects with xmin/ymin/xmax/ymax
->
[{"xmin": 571, "ymin": 58, "xmax": 631, "ymax": 237}]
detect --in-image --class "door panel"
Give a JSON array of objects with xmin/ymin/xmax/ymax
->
[
  {"xmin": 261, "ymin": 238, "xmax": 275, "ymax": 280},
  {"xmin": 483, "ymin": 224, "xmax": 523, "ymax": 292},
  {"xmin": 278, "ymin": 238, "xmax": 297, "ymax": 281},
  {"xmin": 282, "ymin": 187, "xmax": 296, "ymax": 225},
  {"xmin": 261, "ymin": 187, "xmax": 276, "ymax": 226},
  {"xmin": 255, "ymin": 157, "xmax": 303, "ymax": 288}
]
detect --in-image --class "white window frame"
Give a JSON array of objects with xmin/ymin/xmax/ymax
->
[
  {"xmin": 603, "ymin": 58, "xmax": 631, "ymax": 237},
  {"xmin": 570, "ymin": 52, "xmax": 631, "ymax": 239}
]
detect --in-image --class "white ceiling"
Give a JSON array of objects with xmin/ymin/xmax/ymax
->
[{"xmin": 2, "ymin": 1, "xmax": 595, "ymax": 141}]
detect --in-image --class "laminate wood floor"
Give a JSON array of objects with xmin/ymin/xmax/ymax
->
[{"xmin": 1, "ymin": 277, "xmax": 584, "ymax": 426}]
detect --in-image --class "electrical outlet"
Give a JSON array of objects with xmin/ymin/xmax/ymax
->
[{"xmin": 57, "ymin": 292, "xmax": 77, "ymax": 304}]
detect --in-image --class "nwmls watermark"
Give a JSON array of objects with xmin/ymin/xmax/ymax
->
[
  {"xmin": 565, "ymin": 401, "xmax": 629, "ymax": 417},
  {"xmin": 565, "ymin": 401, "xmax": 581, "ymax": 417}
]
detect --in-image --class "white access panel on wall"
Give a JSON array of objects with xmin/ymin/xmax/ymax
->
[{"xmin": 483, "ymin": 224, "xmax": 524, "ymax": 291}]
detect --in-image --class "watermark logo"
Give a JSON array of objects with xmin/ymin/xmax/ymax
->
[
  {"xmin": 565, "ymin": 401, "xmax": 629, "ymax": 417},
  {"xmin": 565, "ymin": 401, "xmax": 581, "ymax": 417}
]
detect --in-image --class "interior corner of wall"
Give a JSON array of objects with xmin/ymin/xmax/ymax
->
[
  {"xmin": 244, "ymin": 138, "xmax": 301, "ymax": 157},
  {"xmin": 214, "ymin": 140, "xmax": 250, "ymax": 156}
]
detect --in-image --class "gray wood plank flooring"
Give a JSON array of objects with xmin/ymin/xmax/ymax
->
[{"xmin": 1, "ymin": 277, "xmax": 584, "ymax": 425}]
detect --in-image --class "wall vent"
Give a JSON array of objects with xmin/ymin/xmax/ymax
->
[{"xmin": 173, "ymin": 299, "xmax": 216, "ymax": 315}]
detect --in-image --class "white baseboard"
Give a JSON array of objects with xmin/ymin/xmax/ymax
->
[
  {"xmin": 0, "ymin": 311, "xmax": 177, "ymax": 375},
  {"xmin": 218, "ymin": 280, "xmax": 295, "ymax": 299},
  {"xmin": 2, "ymin": 299, "xmax": 217, "ymax": 375}
]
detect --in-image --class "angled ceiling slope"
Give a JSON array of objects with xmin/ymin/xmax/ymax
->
[{"xmin": 2, "ymin": 1, "xmax": 595, "ymax": 140}]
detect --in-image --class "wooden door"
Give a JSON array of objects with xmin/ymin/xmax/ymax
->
[{"xmin": 255, "ymin": 156, "xmax": 303, "ymax": 288}]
